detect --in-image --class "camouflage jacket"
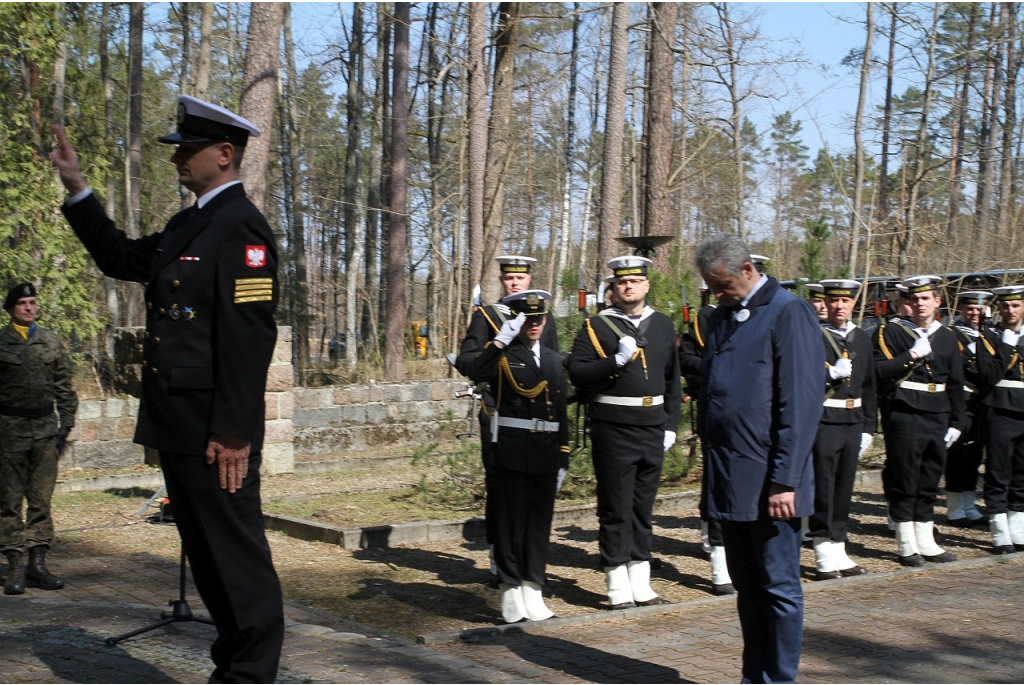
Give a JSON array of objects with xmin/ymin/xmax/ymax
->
[{"xmin": 0, "ymin": 323, "xmax": 77, "ymax": 450}]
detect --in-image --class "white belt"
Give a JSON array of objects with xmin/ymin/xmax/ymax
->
[
  {"xmin": 996, "ymin": 380, "xmax": 1024, "ymax": 389},
  {"xmin": 899, "ymin": 381, "xmax": 946, "ymax": 393},
  {"xmin": 823, "ymin": 397, "xmax": 862, "ymax": 409},
  {"xmin": 593, "ymin": 394, "xmax": 664, "ymax": 407},
  {"xmin": 495, "ymin": 416, "xmax": 560, "ymax": 432}
]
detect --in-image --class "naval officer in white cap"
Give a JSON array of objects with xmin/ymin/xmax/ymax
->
[
  {"xmin": 51, "ymin": 95, "xmax": 284, "ymax": 683},
  {"xmin": 874, "ymin": 275, "xmax": 965, "ymax": 568},
  {"xmin": 568, "ymin": 256, "xmax": 681, "ymax": 609}
]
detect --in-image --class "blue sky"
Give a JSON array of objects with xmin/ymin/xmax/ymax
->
[{"xmin": 285, "ymin": 2, "xmax": 874, "ymax": 156}]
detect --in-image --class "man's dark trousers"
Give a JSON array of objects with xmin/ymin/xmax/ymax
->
[
  {"xmin": 721, "ymin": 518, "xmax": 803, "ymax": 684},
  {"xmin": 161, "ymin": 451, "xmax": 284, "ymax": 683}
]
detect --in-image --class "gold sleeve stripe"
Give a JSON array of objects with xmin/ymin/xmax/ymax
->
[
  {"xmin": 235, "ymin": 277, "xmax": 273, "ymax": 286},
  {"xmin": 560, "ymin": 446, "xmax": 571, "ymax": 453},
  {"xmin": 235, "ymin": 283, "xmax": 275, "ymax": 293},
  {"xmin": 234, "ymin": 289, "xmax": 273, "ymax": 299},
  {"xmin": 235, "ymin": 294, "xmax": 274, "ymax": 304}
]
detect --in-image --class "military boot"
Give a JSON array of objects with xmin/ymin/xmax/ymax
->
[
  {"xmin": 26, "ymin": 546, "xmax": 64, "ymax": 590},
  {"xmin": 4, "ymin": 551, "xmax": 26, "ymax": 595}
]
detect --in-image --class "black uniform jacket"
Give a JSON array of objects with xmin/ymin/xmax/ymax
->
[
  {"xmin": 62, "ymin": 186, "xmax": 278, "ymax": 455},
  {"xmin": 821, "ymin": 324, "xmax": 876, "ymax": 432},
  {"xmin": 873, "ymin": 318, "xmax": 966, "ymax": 429},
  {"xmin": 952, "ymin": 321, "xmax": 983, "ymax": 393},
  {"xmin": 463, "ymin": 337, "xmax": 569, "ymax": 475},
  {"xmin": 567, "ymin": 308, "xmax": 681, "ymax": 431},
  {"xmin": 977, "ymin": 326, "xmax": 1024, "ymax": 413},
  {"xmin": 678, "ymin": 304, "xmax": 713, "ymax": 394},
  {"xmin": 455, "ymin": 302, "xmax": 558, "ymax": 382}
]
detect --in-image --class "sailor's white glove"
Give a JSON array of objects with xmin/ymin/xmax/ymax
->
[
  {"xmin": 944, "ymin": 427, "xmax": 962, "ymax": 449},
  {"xmin": 556, "ymin": 467, "xmax": 567, "ymax": 491},
  {"xmin": 910, "ymin": 335, "xmax": 932, "ymax": 359},
  {"xmin": 663, "ymin": 430, "xmax": 677, "ymax": 452},
  {"xmin": 494, "ymin": 313, "xmax": 526, "ymax": 347},
  {"xmin": 828, "ymin": 358, "xmax": 853, "ymax": 380},
  {"xmin": 1002, "ymin": 328, "xmax": 1020, "ymax": 347},
  {"xmin": 859, "ymin": 433, "xmax": 872, "ymax": 457},
  {"xmin": 614, "ymin": 336, "xmax": 638, "ymax": 367}
]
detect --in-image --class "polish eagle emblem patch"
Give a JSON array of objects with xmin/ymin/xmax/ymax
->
[{"xmin": 245, "ymin": 245, "xmax": 267, "ymax": 268}]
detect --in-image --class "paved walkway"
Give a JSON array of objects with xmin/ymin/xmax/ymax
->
[{"xmin": 2, "ymin": 549, "xmax": 1023, "ymax": 682}]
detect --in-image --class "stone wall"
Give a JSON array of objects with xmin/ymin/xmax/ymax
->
[
  {"xmin": 291, "ymin": 380, "xmax": 467, "ymax": 456},
  {"xmin": 65, "ymin": 326, "xmax": 468, "ymax": 472}
]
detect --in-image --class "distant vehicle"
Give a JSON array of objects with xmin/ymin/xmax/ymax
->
[{"xmin": 328, "ymin": 334, "xmax": 346, "ymax": 362}]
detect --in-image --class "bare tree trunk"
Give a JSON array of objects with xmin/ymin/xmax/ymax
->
[
  {"xmin": 345, "ymin": 3, "xmax": 365, "ymax": 368},
  {"xmin": 466, "ymin": 2, "xmax": 488, "ymax": 315},
  {"xmin": 195, "ymin": 3, "xmax": 214, "ymax": 99},
  {"xmin": 281, "ymin": 5, "xmax": 309, "ymax": 378},
  {"xmin": 554, "ymin": 4, "xmax": 581, "ymax": 312},
  {"xmin": 125, "ymin": 2, "xmax": 144, "ymax": 326},
  {"xmin": 177, "ymin": 3, "xmax": 194, "ymax": 209},
  {"xmin": 975, "ymin": 3, "xmax": 1002, "ymax": 259},
  {"xmin": 849, "ymin": 2, "xmax": 873, "ymax": 275},
  {"xmin": 947, "ymin": 4, "xmax": 978, "ymax": 241},
  {"xmin": 361, "ymin": 5, "xmax": 388, "ymax": 356},
  {"xmin": 597, "ymin": 2, "xmax": 629, "ymax": 295},
  {"xmin": 101, "ymin": 4, "xmax": 120, "ymax": 357},
  {"xmin": 480, "ymin": 2, "xmax": 523, "ymax": 304},
  {"xmin": 384, "ymin": 2, "xmax": 410, "ymax": 381},
  {"xmin": 52, "ymin": 5, "xmax": 66, "ymax": 126},
  {"xmin": 898, "ymin": 4, "xmax": 940, "ymax": 274},
  {"xmin": 644, "ymin": 1, "xmax": 677, "ymax": 244},
  {"xmin": 998, "ymin": 2, "xmax": 1017, "ymax": 239},
  {"xmin": 879, "ymin": 4, "xmax": 897, "ymax": 249},
  {"xmin": 425, "ymin": 3, "xmax": 452, "ymax": 357},
  {"xmin": 238, "ymin": 2, "xmax": 284, "ymax": 211}
]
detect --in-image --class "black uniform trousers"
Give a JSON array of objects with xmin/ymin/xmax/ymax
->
[
  {"xmin": 808, "ymin": 424, "xmax": 860, "ymax": 541},
  {"xmin": 492, "ymin": 465, "xmax": 557, "ymax": 586},
  {"xmin": 591, "ymin": 420, "xmax": 663, "ymax": 567},
  {"xmin": 945, "ymin": 402, "xmax": 984, "ymax": 492},
  {"xmin": 478, "ymin": 411, "xmax": 497, "ymax": 544},
  {"xmin": 161, "ymin": 451, "xmax": 284, "ymax": 683},
  {"xmin": 983, "ymin": 407, "xmax": 1024, "ymax": 515},
  {"xmin": 882, "ymin": 409, "xmax": 948, "ymax": 522},
  {"xmin": 721, "ymin": 518, "xmax": 803, "ymax": 684}
]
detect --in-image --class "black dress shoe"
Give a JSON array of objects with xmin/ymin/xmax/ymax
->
[
  {"xmin": 967, "ymin": 515, "xmax": 990, "ymax": 527},
  {"xmin": 814, "ymin": 570, "xmax": 842, "ymax": 581},
  {"xmin": 922, "ymin": 551, "xmax": 957, "ymax": 563},
  {"xmin": 946, "ymin": 517, "xmax": 971, "ymax": 528},
  {"xmin": 636, "ymin": 597, "xmax": 670, "ymax": 606},
  {"xmin": 899, "ymin": 554, "xmax": 925, "ymax": 567},
  {"xmin": 712, "ymin": 583, "xmax": 736, "ymax": 596},
  {"xmin": 1015, "ymin": 544, "xmax": 1024, "ymax": 552},
  {"xmin": 609, "ymin": 601, "xmax": 637, "ymax": 611},
  {"xmin": 839, "ymin": 565, "xmax": 867, "ymax": 577},
  {"xmin": 487, "ymin": 572, "xmax": 499, "ymax": 588},
  {"xmin": 993, "ymin": 545, "xmax": 1016, "ymax": 555}
]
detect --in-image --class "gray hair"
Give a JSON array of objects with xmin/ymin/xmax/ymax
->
[{"xmin": 694, "ymin": 233, "xmax": 751, "ymax": 277}]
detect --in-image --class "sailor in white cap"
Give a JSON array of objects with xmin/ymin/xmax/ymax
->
[
  {"xmin": 809, "ymin": 280, "xmax": 875, "ymax": 580},
  {"xmin": 945, "ymin": 290, "xmax": 993, "ymax": 528},
  {"xmin": 873, "ymin": 275, "xmax": 965, "ymax": 567},
  {"xmin": 462, "ymin": 290, "xmax": 568, "ymax": 622},
  {"xmin": 806, "ymin": 284, "xmax": 828, "ymax": 321},
  {"xmin": 976, "ymin": 285, "xmax": 1024, "ymax": 554},
  {"xmin": 51, "ymin": 96, "xmax": 284, "ymax": 682},
  {"xmin": 454, "ymin": 255, "xmax": 558, "ymax": 585},
  {"xmin": 568, "ymin": 256, "xmax": 681, "ymax": 609}
]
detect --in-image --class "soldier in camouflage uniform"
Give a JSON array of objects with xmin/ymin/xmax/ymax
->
[{"xmin": 0, "ymin": 283, "xmax": 77, "ymax": 595}]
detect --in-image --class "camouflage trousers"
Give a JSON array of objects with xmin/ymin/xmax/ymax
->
[{"xmin": 0, "ymin": 436, "xmax": 58, "ymax": 553}]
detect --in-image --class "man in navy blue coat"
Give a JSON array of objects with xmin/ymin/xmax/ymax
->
[{"xmin": 695, "ymin": 233, "xmax": 824, "ymax": 684}]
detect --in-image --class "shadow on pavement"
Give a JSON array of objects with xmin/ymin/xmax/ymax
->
[
  {"xmin": 471, "ymin": 631, "xmax": 695, "ymax": 684},
  {"xmin": 23, "ymin": 625, "xmax": 180, "ymax": 683}
]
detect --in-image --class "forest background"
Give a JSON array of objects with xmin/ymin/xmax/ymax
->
[{"xmin": 2, "ymin": 1, "xmax": 1023, "ymax": 385}]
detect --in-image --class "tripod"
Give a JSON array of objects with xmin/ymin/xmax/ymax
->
[{"xmin": 105, "ymin": 548, "xmax": 214, "ymax": 646}]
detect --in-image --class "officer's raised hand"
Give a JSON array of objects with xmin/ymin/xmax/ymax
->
[
  {"xmin": 494, "ymin": 313, "xmax": 526, "ymax": 348},
  {"xmin": 48, "ymin": 125, "xmax": 88, "ymax": 196},
  {"xmin": 206, "ymin": 434, "xmax": 251, "ymax": 493},
  {"xmin": 909, "ymin": 334, "xmax": 932, "ymax": 360},
  {"xmin": 614, "ymin": 335, "xmax": 638, "ymax": 366}
]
